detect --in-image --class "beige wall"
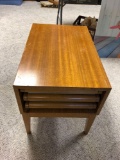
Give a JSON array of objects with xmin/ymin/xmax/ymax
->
[{"xmin": 96, "ymin": 0, "xmax": 120, "ymax": 37}]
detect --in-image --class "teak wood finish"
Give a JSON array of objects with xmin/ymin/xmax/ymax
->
[{"xmin": 13, "ymin": 24, "xmax": 111, "ymax": 134}]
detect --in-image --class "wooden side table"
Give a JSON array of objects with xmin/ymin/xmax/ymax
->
[{"xmin": 13, "ymin": 24, "xmax": 111, "ymax": 134}]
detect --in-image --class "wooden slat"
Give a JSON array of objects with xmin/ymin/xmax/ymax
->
[
  {"xmin": 28, "ymin": 108, "xmax": 96, "ymax": 117},
  {"xmin": 25, "ymin": 102, "xmax": 97, "ymax": 109},
  {"xmin": 23, "ymin": 93, "xmax": 100, "ymax": 102},
  {"xmin": 20, "ymin": 88, "xmax": 103, "ymax": 94}
]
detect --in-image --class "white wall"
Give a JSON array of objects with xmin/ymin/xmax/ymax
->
[{"xmin": 96, "ymin": 0, "xmax": 120, "ymax": 37}]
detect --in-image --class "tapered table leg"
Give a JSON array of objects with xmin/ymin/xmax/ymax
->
[
  {"xmin": 84, "ymin": 115, "xmax": 96, "ymax": 134},
  {"xmin": 22, "ymin": 114, "xmax": 31, "ymax": 134}
]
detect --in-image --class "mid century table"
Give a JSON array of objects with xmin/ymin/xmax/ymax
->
[{"xmin": 13, "ymin": 24, "xmax": 111, "ymax": 134}]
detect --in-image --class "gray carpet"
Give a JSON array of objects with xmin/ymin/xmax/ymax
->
[{"xmin": 0, "ymin": 1, "xmax": 120, "ymax": 160}]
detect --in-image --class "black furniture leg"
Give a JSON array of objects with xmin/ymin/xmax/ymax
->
[{"xmin": 57, "ymin": 0, "xmax": 64, "ymax": 25}]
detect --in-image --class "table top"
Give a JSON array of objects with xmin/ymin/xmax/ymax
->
[{"xmin": 14, "ymin": 24, "xmax": 111, "ymax": 89}]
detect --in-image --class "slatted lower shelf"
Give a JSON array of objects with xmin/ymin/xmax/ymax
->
[{"xmin": 22, "ymin": 92, "xmax": 101, "ymax": 112}]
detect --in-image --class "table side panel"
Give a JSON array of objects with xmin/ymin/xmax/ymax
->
[
  {"xmin": 97, "ymin": 89, "xmax": 111, "ymax": 114},
  {"xmin": 13, "ymin": 86, "xmax": 24, "ymax": 114}
]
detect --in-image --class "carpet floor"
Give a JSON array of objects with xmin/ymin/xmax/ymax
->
[{"xmin": 0, "ymin": 2, "xmax": 120, "ymax": 160}]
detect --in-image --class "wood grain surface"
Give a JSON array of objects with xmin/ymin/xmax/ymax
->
[{"xmin": 14, "ymin": 24, "xmax": 111, "ymax": 89}]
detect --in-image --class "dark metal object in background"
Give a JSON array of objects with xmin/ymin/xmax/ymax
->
[
  {"xmin": 56, "ymin": 0, "xmax": 65, "ymax": 25},
  {"xmin": 67, "ymin": 0, "xmax": 99, "ymax": 4},
  {"xmin": 56, "ymin": 0, "xmax": 102, "ymax": 25}
]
